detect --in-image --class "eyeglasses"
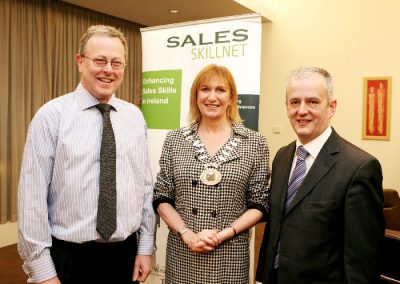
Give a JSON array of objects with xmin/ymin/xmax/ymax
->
[{"xmin": 81, "ymin": 55, "xmax": 126, "ymax": 70}]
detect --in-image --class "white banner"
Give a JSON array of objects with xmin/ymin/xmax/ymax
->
[{"xmin": 140, "ymin": 14, "xmax": 262, "ymax": 283}]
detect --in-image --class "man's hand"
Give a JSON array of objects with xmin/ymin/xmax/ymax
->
[
  {"xmin": 132, "ymin": 255, "xmax": 152, "ymax": 282},
  {"xmin": 37, "ymin": 276, "xmax": 61, "ymax": 284}
]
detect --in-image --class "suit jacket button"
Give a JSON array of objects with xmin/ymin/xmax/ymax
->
[
  {"xmin": 192, "ymin": 180, "xmax": 198, "ymax": 186},
  {"xmin": 192, "ymin": 208, "xmax": 198, "ymax": 215},
  {"xmin": 211, "ymin": 210, "xmax": 217, "ymax": 218}
]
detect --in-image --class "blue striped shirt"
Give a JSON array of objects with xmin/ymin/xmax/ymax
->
[{"xmin": 18, "ymin": 83, "xmax": 155, "ymax": 283}]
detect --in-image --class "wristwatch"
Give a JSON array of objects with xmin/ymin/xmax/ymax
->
[{"xmin": 178, "ymin": 225, "xmax": 189, "ymax": 236}]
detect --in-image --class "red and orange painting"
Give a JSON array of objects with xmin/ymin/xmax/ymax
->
[{"xmin": 363, "ymin": 77, "xmax": 391, "ymax": 140}]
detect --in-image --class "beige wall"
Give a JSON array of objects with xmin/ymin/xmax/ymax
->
[
  {"xmin": 0, "ymin": 222, "xmax": 17, "ymax": 247},
  {"xmin": 259, "ymin": 0, "xmax": 400, "ymax": 192}
]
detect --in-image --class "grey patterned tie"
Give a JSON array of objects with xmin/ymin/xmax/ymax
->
[
  {"xmin": 274, "ymin": 145, "xmax": 309, "ymax": 268},
  {"xmin": 95, "ymin": 103, "xmax": 117, "ymax": 240}
]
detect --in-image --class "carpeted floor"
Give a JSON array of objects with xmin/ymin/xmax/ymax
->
[{"xmin": 0, "ymin": 244, "xmax": 26, "ymax": 284}]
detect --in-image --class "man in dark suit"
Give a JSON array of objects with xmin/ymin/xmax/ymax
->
[{"xmin": 256, "ymin": 66, "xmax": 384, "ymax": 284}]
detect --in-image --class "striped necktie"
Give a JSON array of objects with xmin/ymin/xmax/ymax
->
[
  {"xmin": 274, "ymin": 145, "xmax": 309, "ymax": 268},
  {"xmin": 284, "ymin": 145, "xmax": 309, "ymax": 213}
]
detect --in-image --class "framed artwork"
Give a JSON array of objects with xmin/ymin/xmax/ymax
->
[{"xmin": 362, "ymin": 77, "xmax": 392, "ymax": 140}]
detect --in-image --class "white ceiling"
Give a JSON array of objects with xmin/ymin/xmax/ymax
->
[{"xmin": 62, "ymin": 0, "xmax": 262, "ymax": 27}]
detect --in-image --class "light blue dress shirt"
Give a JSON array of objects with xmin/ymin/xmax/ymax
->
[{"xmin": 18, "ymin": 83, "xmax": 155, "ymax": 283}]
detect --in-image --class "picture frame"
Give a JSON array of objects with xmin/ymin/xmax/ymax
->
[{"xmin": 362, "ymin": 77, "xmax": 392, "ymax": 140}]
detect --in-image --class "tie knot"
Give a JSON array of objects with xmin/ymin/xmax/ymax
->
[
  {"xmin": 296, "ymin": 146, "xmax": 309, "ymax": 160},
  {"xmin": 96, "ymin": 103, "xmax": 112, "ymax": 114}
]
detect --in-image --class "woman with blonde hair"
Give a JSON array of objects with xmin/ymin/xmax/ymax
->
[{"xmin": 153, "ymin": 64, "xmax": 270, "ymax": 283}]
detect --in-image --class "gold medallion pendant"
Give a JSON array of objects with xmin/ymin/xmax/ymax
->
[{"xmin": 200, "ymin": 167, "xmax": 222, "ymax": 185}]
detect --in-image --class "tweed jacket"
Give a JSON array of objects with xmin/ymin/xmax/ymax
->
[
  {"xmin": 256, "ymin": 129, "xmax": 384, "ymax": 284},
  {"xmin": 154, "ymin": 122, "xmax": 270, "ymax": 284}
]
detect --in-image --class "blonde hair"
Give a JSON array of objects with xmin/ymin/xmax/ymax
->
[
  {"xmin": 78, "ymin": 25, "xmax": 128, "ymax": 62},
  {"xmin": 188, "ymin": 64, "xmax": 242, "ymax": 123}
]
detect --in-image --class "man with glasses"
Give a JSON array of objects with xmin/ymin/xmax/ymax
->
[
  {"xmin": 256, "ymin": 66, "xmax": 384, "ymax": 284},
  {"xmin": 18, "ymin": 25, "xmax": 155, "ymax": 284}
]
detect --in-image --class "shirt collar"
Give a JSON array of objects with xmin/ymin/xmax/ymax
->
[
  {"xmin": 74, "ymin": 82, "xmax": 119, "ymax": 111},
  {"xmin": 296, "ymin": 126, "xmax": 332, "ymax": 159}
]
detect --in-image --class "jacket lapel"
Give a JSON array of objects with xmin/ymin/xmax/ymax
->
[
  {"xmin": 275, "ymin": 142, "xmax": 297, "ymax": 216},
  {"xmin": 217, "ymin": 144, "xmax": 241, "ymax": 164},
  {"xmin": 284, "ymin": 130, "xmax": 340, "ymax": 215},
  {"xmin": 215, "ymin": 122, "xmax": 248, "ymax": 165},
  {"xmin": 181, "ymin": 122, "xmax": 247, "ymax": 165}
]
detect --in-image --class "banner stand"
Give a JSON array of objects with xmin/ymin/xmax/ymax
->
[{"xmin": 141, "ymin": 14, "xmax": 262, "ymax": 283}]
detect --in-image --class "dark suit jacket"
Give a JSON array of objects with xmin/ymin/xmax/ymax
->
[{"xmin": 256, "ymin": 129, "xmax": 384, "ymax": 284}]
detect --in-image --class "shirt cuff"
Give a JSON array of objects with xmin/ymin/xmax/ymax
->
[
  {"xmin": 22, "ymin": 253, "xmax": 57, "ymax": 283},
  {"xmin": 137, "ymin": 234, "xmax": 154, "ymax": 255}
]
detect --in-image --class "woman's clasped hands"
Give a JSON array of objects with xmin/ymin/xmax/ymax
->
[
  {"xmin": 181, "ymin": 228, "xmax": 221, "ymax": 253},
  {"xmin": 180, "ymin": 226, "xmax": 237, "ymax": 254}
]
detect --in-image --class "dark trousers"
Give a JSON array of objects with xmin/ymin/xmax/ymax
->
[
  {"xmin": 270, "ymin": 268, "xmax": 278, "ymax": 284},
  {"xmin": 51, "ymin": 233, "xmax": 139, "ymax": 284}
]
